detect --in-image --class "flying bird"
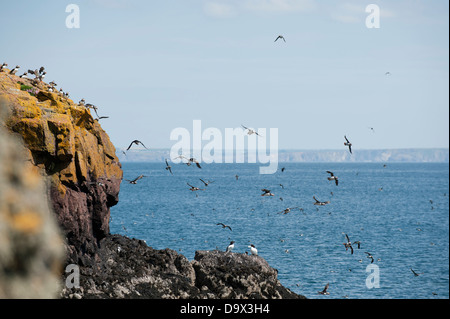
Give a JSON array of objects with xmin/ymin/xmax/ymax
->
[
  {"xmin": 278, "ymin": 207, "xmax": 299, "ymax": 215},
  {"xmin": 326, "ymin": 171, "xmax": 339, "ymax": 186},
  {"xmin": 165, "ymin": 159, "xmax": 173, "ymax": 175},
  {"xmin": 188, "ymin": 158, "xmax": 202, "ymax": 168},
  {"xmin": 261, "ymin": 189, "xmax": 274, "ymax": 197},
  {"xmin": 274, "ymin": 35, "xmax": 286, "ymax": 42},
  {"xmin": 365, "ymin": 252, "xmax": 375, "ymax": 263},
  {"xmin": 410, "ymin": 268, "xmax": 423, "ymax": 277},
  {"xmin": 125, "ymin": 174, "xmax": 147, "ymax": 184},
  {"xmin": 344, "ymin": 135, "xmax": 352, "ymax": 154},
  {"xmin": 217, "ymin": 223, "xmax": 232, "ymax": 231},
  {"xmin": 187, "ymin": 183, "xmax": 204, "ymax": 192},
  {"xmin": 126, "ymin": 140, "xmax": 148, "ymax": 151},
  {"xmin": 199, "ymin": 178, "xmax": 214, "ymax": 186},
  {"xmin": 318, "ymin": 283, "xmax": 330, "ymax": 295},
  {"xmin": 313, "ymin": 196, "xmax": 330, "ymax": 206},
  {"xmin": 343, "ymin": 234, "xmax": 354, "ymax": 254},
  {"xmin": 241, "ymin": 125, "xmax": 261, "ymax": 136}
]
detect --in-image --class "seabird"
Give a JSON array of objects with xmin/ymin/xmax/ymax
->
[
  {"xmin": 79, "ymin": 99, "xmax": 86, "ymax": 106},
  {"xmin": 410, "ymin": 268, "xmax": 423, "ymax": 277},
  {"xmin": 39, "ymin": 66, "xmax": 45, "ymax": 74},
  {"xmin": 125, "ymin": 174, "xmax": 147, "ymax": 184},
  {"xmin": 199, "ymin": 178, "xmax": 214, "ymax": 186},
  {"xmin": 318, "ymin": 283, "xmax": 330, "ymax": 295},
  {"xmin": 217, "ymin": 223, "xmax": 232, "ymax": 231},
  {"xmin": 344, "ymin": 135, "xmax": 352, "ymax": 154},
  {"xmin": 241, "ymin": 125, "xmax": 261, "ymax": 136},
  {"xmin": 187, "ymin": 183, "xmax": 204, "ymax": 192},
  {"xmin": 188, "ymin": 158, "xmax": 202, "ymax": 168},
  {"xmin": 126, "ymin": 140, "xmax": 148, "ymax": 151},
  {"xmin": 365, "ymin": 252, "xmax": 374, "ymax": 263},
  {"xmin": 261, "ymin": 188, "xmax": 274, "ymax": 197},
  {"xmin": 95, "ymin": 116, "xmax": 109, "ymax": 121},
  {"xmin": 326, "ymin": 171, "xmax": 339, "ymax": 186},
  {"xmin": 19, "ymin": 72, "xmax": 28, "ymax": 78},
  {"xmin": 313, "ymin": 196, "xmax": 330, "ymax": 206},
  {"xmin": 278, "ymin": 207, "xmax": 298, "ymax": 215},
  {"xmin": 235, "ymin": 174, "xmax": 239, "ymax": 180},
  {"xmin": 9, "ymin": 65, "xmax": 19, "ymax": 75},
  {"xmin": 226, "ymin": 241, "xmax": 235, "ymax": 252},
  {"xmin": 0, "ymin": 63, "xmax": 7, "ymax": 72},
  {"xmin": 343, "ymin": 234, "xmax": 354, "ymax": 254},
  {"xmin": 281, "ymin": 167, "xmax": 286, "ymax": 172},
  {"xmin": 274, "ymin": 35, "xmax": 286, "ymax": 42},
  {"xmin": 165, "ymin": 159, "xmax": 173, "ymax": 175},
  {"xmin": 353, "ymin": 241, "xmax": 361, "ymax": 249},
  {"xmin": 49, "ymin": 81, "xmax": 57, "ymax": 87},
  {"xmin": 249, "ymin": 244, "xmax": 258, "ymax": 256}
]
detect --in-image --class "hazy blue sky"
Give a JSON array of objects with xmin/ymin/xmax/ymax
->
[{"xmin": 1, "ymin": 0, "xmax": 448, "ymax": 150}]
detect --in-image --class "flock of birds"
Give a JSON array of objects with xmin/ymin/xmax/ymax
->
[{"xmin": 2, "ymin": 50, "xmax": 437, "ymax": 298}]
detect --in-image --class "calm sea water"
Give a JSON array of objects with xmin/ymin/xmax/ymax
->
[{"xmin": 110, "ymin": 162, "xmax": 449, "ymax": 299}]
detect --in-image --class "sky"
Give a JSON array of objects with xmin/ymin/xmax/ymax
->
[{"xmin": 1, "ymin": 0, "xmax": 448, "ymax": 151}]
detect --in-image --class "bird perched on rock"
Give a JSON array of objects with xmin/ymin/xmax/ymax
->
[
  {"xmin": 0, "ymin": 63, "xmax": 7, "ymax": 72},
  {"xmin": 249, "ymin": 244, "xmax": 258, "ymax": 256},
  {"xmin": 226, "ymin": 241, "xmax": 235, "ymax": 252},
  {"xmin": 9, "ymin": 65, "xmax": 20, "ymax": 75}
]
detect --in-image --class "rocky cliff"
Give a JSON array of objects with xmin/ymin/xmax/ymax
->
[
  {"xmin": 0, "ymin": 70, "xmax": 122, "ymax": 265},
  {"xmin": 0, "ymin": 68, "xmax": 304, "ymax": 299}
]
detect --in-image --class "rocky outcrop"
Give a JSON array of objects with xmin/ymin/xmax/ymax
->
[
  {"xmin": 0, "ymin": 99, "xmax": 65, "ymax": 298},
  {"xmin": 60, "ymin": 234, "xmax": 303, "ymax": 299},
  {"xmin": 0, "ymin": 71, "xmax": 122, "ymax": 265}
]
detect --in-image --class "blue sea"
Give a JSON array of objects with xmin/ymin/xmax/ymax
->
[{"xmin": 110, "ymin": 162, "xmax": 449, "ymax": 299}]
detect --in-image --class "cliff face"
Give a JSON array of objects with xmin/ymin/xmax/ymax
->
[
  {"xmin": 0, "ymin": 71, "xmax": 123, "ymax": 264},
  {"xmin": 0, "ymin": 101, "xmax": 64, "ymax": 298}
]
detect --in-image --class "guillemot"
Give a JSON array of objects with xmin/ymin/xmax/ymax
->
[
  {"xmin": 249, "ymin": 244, "xmax": 258, "ymax": 256},
  {"xmin": 226, "ymin": 241, "xmax": 235, "ymax": 252}
]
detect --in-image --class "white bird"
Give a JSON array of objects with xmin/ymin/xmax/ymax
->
[{"xmin": 249, "ymin": 244, "xmax": 258, "ymax": 256}]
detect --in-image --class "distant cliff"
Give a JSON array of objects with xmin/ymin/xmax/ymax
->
[{"xmin": 116, "ymin": 148, "xmax": 449, "ymax": 163}]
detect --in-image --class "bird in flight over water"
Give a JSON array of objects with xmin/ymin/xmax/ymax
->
[
  {"xmin": 326, "ymin": 171, "xmax": 339, "ymax": 186},
  {"xmin": 125, "ymin": 174, "xmax": 147, "ymax": 184},
  {"xmin": 344, "ymin": 135, "xmax": 352, "ymax": 154},
  {"xmin": 126, "ymin": 140, "xmax": 148, "ymax": 151},
  {"xmin": 217, "ymin": 223, "xmax": 232, "ymax": 231},
  {"xmin": 165, "ymin": 159, "xmax": 173, "ymax": 175},
  {"xmin": 318, "ymin": 283, "xmax": 330, "ymax": 295}
]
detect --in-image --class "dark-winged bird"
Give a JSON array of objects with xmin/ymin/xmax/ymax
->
[
  {"xmin": 274, "ymin": 35, "xmax": 286, "ymax": 42},
  {"xmin": 217, "ymin": 223, "xmax": 232, "ymax": 231},
  {"xmin": 318, "ymin": 283, "xmax": 330, "ymax": 295},
  {"xmin": 127, "ymin": 140, "xmax": 148, "ymax": 151},
  {"xmin": 344, "ymin": 135, "xmax": 352, "ymax": 154},
  {"xmin": 125, "ymin": 174, "xmax": 147, "ymax": 184},
  {"xmin": 326, "ymin": 171, "xmax": 339, "ymax": 186},
  {"xmin": 165, "ymin": 159, "xmax": 173, "ymax": 175}
]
